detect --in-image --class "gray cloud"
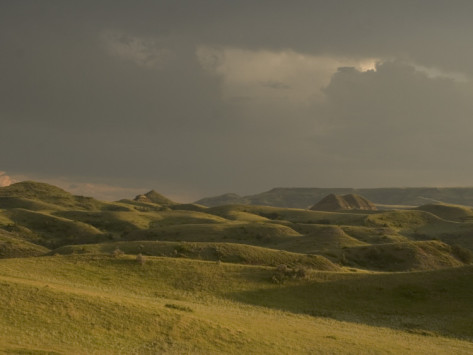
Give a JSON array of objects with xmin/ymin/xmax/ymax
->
[
  {"xmin": 260, "ymin": 81, "xmax": 291, "ymax": 90},
  {"xmin": 1, "ymin": 1, "xmax": 473, "ymax": 200},
  {"xmin": 309, "ymin": 61, "xmax": 473, "ymax": 184}
]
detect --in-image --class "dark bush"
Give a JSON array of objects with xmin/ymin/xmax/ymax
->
[{"xmin": 271, "ymin": 264, "xmax": 309, "ymax": 283}]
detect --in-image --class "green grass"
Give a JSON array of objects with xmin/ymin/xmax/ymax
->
[
  {"xmin": 340, "ymin": 240, "xmax": 467, "ymax": 271},
  {"xmin": 128, "ymin": 222, "xmax": 302, "ymax": 247},
  {"xmin": 50, "ymin": 240, "xmax": 340, "ymax": 270},
  {"xmin": 3, "ymin": 181, "xmax": 473, "ymax": 353},
  {"xmin": 340, "ymin": 225, "xmax": 409, "ymax": 244},
  {"xmin": 0, "ymin": 181, "xmax": 131, "ymax": 212},
  {"xmin": 417, "ymin": 203, "xmax": 473, "ymax": 222},
  {"xmin": 53, "ymin": 210, "xmax": 155, "ymax": 233},
  {"xmin": 4, "ymin": 209, "xmax": 107, "ymax": 248},
  {"xmin": 0, "ymin": 255, "xmax": 472, "ymax": 353},
  {"xmin": 232, "ymin": 264, "xmax": 473, "ymax": 340},
  {"xmin": 0, "ymin": 230, "xmax": 49, "ymax": 258},
  {"xmin": 0, "ymin": 197, "xmax": 62, "ymax": 211}
]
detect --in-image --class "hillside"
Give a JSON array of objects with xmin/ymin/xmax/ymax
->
[
  {"xmin": 0, "ymin": 181, "xmax": 126, "ymax": 211},
  {"xmin": 0, "ymin": 255, "xmax": 472, "ymax": 353},
  {"xmin": 196, "ymin": 187, "xmax": 473, "ymax": 208},
  {"xmin": 51, "ymin": 241, "xmax": 340, "ymax": 270},
  {"xmin": 1, "ymin": 181, "xmax": 473, "ymax": 353},
  {"xmin": 0, "ymin": 229, "xmax": 49, "ymax": 258},
  {"xmin": 134, "ymin": 190, "xmax": 177, "ymax": 206},
  {"xmin": 415, "ymin": 203, "xmax": 473, "ymax": 222},
  {"xmin": 340, "ymin": 240, "xmax": 466, "ymax": 271},
  {"xmin": 1, "ymin": 181, "xmax": 472, "ymax": 264}
]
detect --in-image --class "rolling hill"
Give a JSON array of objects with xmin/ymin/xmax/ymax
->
[
  {"xmin": 1, "ymin": 180, "xmax": 473, "ymax": 353},
  {"xmin": 196, "ymin": 187, "xmax": 473, "ymax": 208}
]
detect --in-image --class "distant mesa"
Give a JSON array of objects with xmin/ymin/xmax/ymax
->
[
  {"xmin": 134, "ymin": 190, "xmax": 176, "ymax": 205},
  {"xmin": 310, "ymin": 193, "xmax": 377, "ymax": 211}
]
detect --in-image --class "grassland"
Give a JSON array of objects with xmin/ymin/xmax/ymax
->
[
  {"xmin": 0, "ymin": 181, "xmax": 472, "ymax": 353},
  {"xmin": 0, "ymin": 255, "xmax": 472, "ymax": 354}
]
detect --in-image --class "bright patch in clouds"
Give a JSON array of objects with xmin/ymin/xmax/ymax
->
[{"xmin": 197, "ymin": 46, "xmax": 378, "ymax": 104}]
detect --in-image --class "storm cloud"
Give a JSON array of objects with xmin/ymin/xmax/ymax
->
[{"xmin": 1, "ymin": 1, "xmax": 473, "ymax": 201}]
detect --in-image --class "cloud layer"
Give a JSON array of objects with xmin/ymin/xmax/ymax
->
[{"xmin": 1, "ymin": 1, "xmax": 473, "ymax": 200}]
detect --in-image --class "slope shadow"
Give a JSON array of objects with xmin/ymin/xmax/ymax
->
[{"xmin": 226, "ymin": 266, "xmax": 473, "ymax": 340}]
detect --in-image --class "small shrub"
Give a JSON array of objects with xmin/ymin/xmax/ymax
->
[
  {"xmin": 271, "ymin": 264, "xmax": 309, "ymax": 283},
  {"xmin": 136, "ymin": 253, "xmax": 146, "ymax": 265},
  {"xmin": 112, "ymin": 248, "xmax": 124, "ymax": 258}
]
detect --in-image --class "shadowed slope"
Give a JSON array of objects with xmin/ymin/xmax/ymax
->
[
  {"xmin": 0, "ymin": 230, "xmax": 49, "ymax": 258},
  {"xmin": 0, "ymin": 255, "xmax": 472, "ymax": 352},
  {"xmin": 416, "ymin": 203, "xmax": 473, "ymax": 222},
  {"xmin": 230, "ymin": 264, "xmax": 473, "ymax": 340},
  {"xmin": 4, "ymin": 209, "xmax": 106, "ymax": 248},
  {"xmin": 341, "ymin": 240, "xmax": 468, "ymax": 271}
]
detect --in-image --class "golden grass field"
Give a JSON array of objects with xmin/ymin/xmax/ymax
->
[{"xmin": 0, "ymin": 181, "xmax": 472, "ymax": 353}]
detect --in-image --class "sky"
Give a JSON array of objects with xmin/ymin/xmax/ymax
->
[{"xmin": 2, "ymin": 1, "xmax": 473, "ymax": 202}]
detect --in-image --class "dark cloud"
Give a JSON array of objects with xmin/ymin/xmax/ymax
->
[
  {"xmin": 311, "ymin": 61, "xmax": 473, "ymax": 180},
  {"xmin": 1, "ymin": 1, "xmax": 473, "ymax": 199}
]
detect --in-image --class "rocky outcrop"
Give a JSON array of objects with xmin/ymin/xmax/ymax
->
[{"xmin": 310, "ymin": 193, "xmax": 377, "ymax": 211}]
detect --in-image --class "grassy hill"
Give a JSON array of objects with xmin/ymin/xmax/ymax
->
[
  {"xmin": 340, "ymin": 240, "xmax": 466, "ymax": 271},
  {"xmin": 0, "ymin": 229, "xmax": 49, "ymax": 258},
  {"xmin": 0, "ymin": 181, "xmax": 128, "ymax": 211},
  {"xmin": 0, "ymin": 255, "xmax": 472, "ymax": 354},
  {"xmin": 51, "ymin": 240, "xmax": 340, "ymax": 270},
  {"xmin": 134, "ymin": 190, "xmax": 177, "ymax": 206},
  {"xmin": 1, "ymin": 181, "xmax": 473, "ymax": 352},
  {"xmin": 416, "ymin": 203, "xmax": 473, "ymax": 222}
]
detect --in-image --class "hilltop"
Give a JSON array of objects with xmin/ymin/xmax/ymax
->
[
  {"xmin": 134, "ymin": 190, "xmax": 176, "ymax": 206},
  {"xmin": 0, "ymin": 181, "xmax": 121, "ymax": 211}
]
